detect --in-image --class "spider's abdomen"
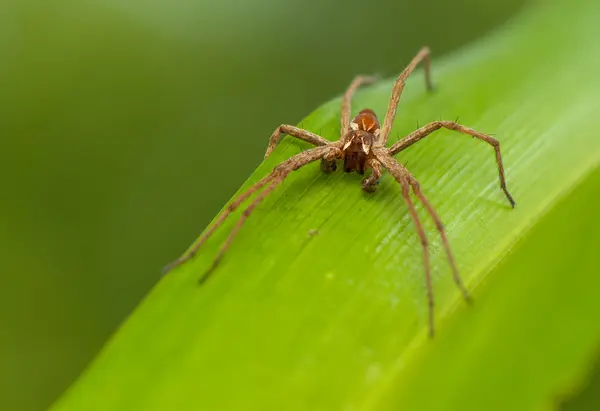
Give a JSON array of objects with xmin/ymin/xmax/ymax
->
[{"xmin": 350, "ymin": 109, "xmax": 380, "ymax": 134}]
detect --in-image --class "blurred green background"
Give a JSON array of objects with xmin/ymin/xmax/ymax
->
[{"xmin": 0, "ymin": 0, "xmax": 550, "ymax": 410}]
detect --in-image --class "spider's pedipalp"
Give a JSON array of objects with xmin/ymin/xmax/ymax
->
[
  {"xmin": 362, "ymin": 159, "xmax": 382, "ymax": 193},
  {"xmin": 320, "ymin": 147, "xmax": 342, "ymax": 173},
  {"xmin": 388, "ymin": 120, "xmax": 515, "ymax": 207}
]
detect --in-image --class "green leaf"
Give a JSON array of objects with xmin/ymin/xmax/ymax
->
[{"xmin": 51, "ymin": 0, "xmax": 600, "ymax": 410}]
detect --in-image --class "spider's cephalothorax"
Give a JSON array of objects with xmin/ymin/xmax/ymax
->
[
  {"xmin": 341, "ymin": 109, "xmax": 380, "ymax": 174},
  {"xmin": 165, "ymin": 46, "xmax": 516, "ymax": 337},
  {"xmin": 341, "ymin": 130, "xmax": 374, "ymax": 174}
]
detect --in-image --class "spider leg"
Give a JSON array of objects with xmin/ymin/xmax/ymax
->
[
  {"xmin": 162, "ymin": 173, "xmax": 275, "ymax": 274},
  {"xmin": 164, "ymin": 146, "xmax": 332, "ymax": 276},
  {"xmin": 264, "ymin": 125, "xmax": 330, "ymax": 160},
  {"xmin": 379, "ymin": 46, "xmax": 433, "ymax": 146},
  {"xmin": 400, "ymin": 174, "xmax": 434, "ymax": 337},
  {"xmin": 340, "ymin": 75, "xmax": 379, "ymax": 136},
  {"xmin": 388, "ymin": 121, "xmax": 515, "ymax": 207},
  {"xmin": 408, "ymin": 176, "xmax": 471, "ymax": 302},
  {"xmin": 200, "ymin": 145, "xmax": 333, "ymax": 283},
  {"xmin": 374, "ymin": 150, "xmax": 435, "ymax": 337},
  {"xmin": 200, "ymin": 179, "xmax": 282, "ymax": 284}
]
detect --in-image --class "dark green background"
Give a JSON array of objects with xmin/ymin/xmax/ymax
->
[{"xmin": 0, "ymin": 0, "xmax": 550, "ymax": 410}]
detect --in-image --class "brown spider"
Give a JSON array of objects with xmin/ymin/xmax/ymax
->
[{"xmin": 165, "ymin": 46, "xmax": 515, "ymax": 336}]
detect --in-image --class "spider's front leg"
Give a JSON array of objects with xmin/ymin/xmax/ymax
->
[
  {"xmin": 362, "ymin": 159, "xmax": 382, "ymax": 193},
  {"xmin": 264, "ymin": 125, "xmax": 331, "ymax": 159}
]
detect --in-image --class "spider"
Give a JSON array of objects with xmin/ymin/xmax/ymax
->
[{"xmin": 164, "ymin": 46, "xmax": 515, "ymax": 336}]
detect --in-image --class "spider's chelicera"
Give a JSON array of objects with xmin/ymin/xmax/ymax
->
[{"xmin": 165, "ymin": 47, "xmax": 515, "ymax": 336}]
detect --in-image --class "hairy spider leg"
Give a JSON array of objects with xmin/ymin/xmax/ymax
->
[
  {"xmin": 199, "ymin": 145, "xmax": 334, "ymax": 282},
  {"xmin": 162, "ymin": 173, "xmax": 275, "ymax": 274},
  {"xmin": 200, "ymin": 180, "xmax": 282, "ymax": 284},
  {"xmin": 164, "ymin": 145, "xmax": 333, "ymax": 276},
  {"xmin": 379, "ymin": 46, "xmax": 433, "ymax": 146},
  {"xmin": 374, "ymin": 152, "xmax": 436, "ymax": 335},
  {"xmin": 388, "ymin": 120, "xmax": 515, "ymax": 207},
  {"xmin": 408, "ymin": 176, "xmax": 470, "ymax": 302},
  {"xmin": 264, "ymin": 125, "xmax": 331, "ymax": 160}
]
